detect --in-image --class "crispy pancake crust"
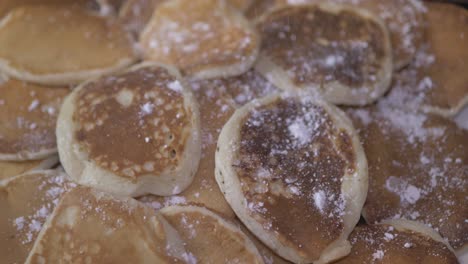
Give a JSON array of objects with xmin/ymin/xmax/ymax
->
[
  {"xmin": 139, "ymin": 0, "xmax": 260, "ymax": 80},
  {"xmin": 25, "ymin": 186, "xmax": 188, "ymax": 263},
  {"xmin": 216, "ymin": 93, "xmax": 368, "ymax": 263},
  {"xmin": 334, "ymin": 220, "xmax": 458, "ymax": 264},
  {"xmin": 0, "ymin": 5, "xmax": 136, "ymax": 86},
  {"xmin": 161, "ymin": 205, "xmax": 264, "ymax": 263},
  {"xmin": 0, "ymin": 170, "xmax": 72, "ymax": 264},
  {"xmin": 255, "ymin": 4, "xmax": 392, "ymax": 106},
  {"xmin": 0, "ymin": 78, "xmax": 68, "ymax": 161},
  {"xmin": 57, "ymin": 62, "xmax": 201, "ymax": 197}
]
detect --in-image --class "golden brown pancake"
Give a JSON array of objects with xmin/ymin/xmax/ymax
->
[
  {"xmin": 0, "ymin": 5, "xmax": 136, "ymax": 86},
  {"xmin": 228, "ymin": 0, "xmax": 253, "ymax": 11},
  {"xmin": 0, "ymin": 155, "xmax": 58, "ymax": 181},
  {"xmin": 25, "ymin": 186, "xmax": 189, "ymax": 264},
  {"xmin": 139, "ymin": 80, "xmax": 236, "ymax": 218},
  {"xmin": 334, "ymin": 220, "xmax": 458, "ymax": 264},
  {"xmin": 57, "ymin": 62, "xmax": 201, "ymax": 197},
  {"xmin": 216, "ymin": 93, "xmax": 368, "ymax": 263},
  {"xmin": 160, "ymin": 205, "xmax": 264, "ymax": 263},
  {"xmin": 255, "ymin": 4, "xmax": 392, "ymax": 106},
  {"xmin": 0, "ymin": 78, "xmax": 69, "ymax": 160},
  {"xmin": 0, "ymin": 170, "xmax": 73, "ymax": 264},
  {"xmin": 139, "ymin": 0, "xmax": 260, "ymax": 80},
  {"xmin": 346, "ymin": 103, "xmax": 467, "ymax": 254},
  {"xmin": 0, "ymin": 0, "xmax": 97, "ymax": 18},
  {"xmin": 118, "ymin": 0, "xmax": 166, "ymax": 35}
]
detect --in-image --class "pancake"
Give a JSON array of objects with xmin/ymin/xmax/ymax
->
[
  {"xmin": 96, "ymin": 0, "xmax": 125, "ymax": 15},
  {"xmin": 346, "ymin": 103, "xmax": 468, "ymax": 255},
  {"xmin": 334, "ymin": 220, "xmax": 458, "ymax": 264},
  {"xmin": 0, "ymin": 169, "xmax": 73, "ymax": 264},
  {"xmin": 0, "ymin": 5, "xmax": 136, "ymax": 86},
  {"xmin": 25, "ymin": 186, "xmax": 189, "ymax": 264},
  {"xmin": 118, "ymin": 0, "xmax": 166, "ymax": 35},
  {"xmin": 57, "ymin": 62, "xmax": 201, "ymax": 197},
  {"xmin": 255, "ymin": 4, "xmax": 392, "ymax": 106},
  {"xmin": 215, "ymin": 93, "xmax": 368, "ymax": 263},
  {"xmin": 0, "ymin": 0, "xmax": 97, "ymax": 18},
  {"xmin": 139, "ymin": 79, "xmax": 237, "ymax": 218},
  {"xmin": 0, "ymin": 155, "xmax": 58, "ymax": 181},
  {"xmin": 139, "ymin": 0, "xmax": 260, "ymax": 80},
  {"xmin": 160, "ymin": 205, "xmax": 264, "ymax": 263},
  {"xmin": 229, "ymin": 0, "xmax": 254, "ymax": 11},
  {"xmin": 0, "ymin": 78, "xmax": 69, "ymax": 161}
]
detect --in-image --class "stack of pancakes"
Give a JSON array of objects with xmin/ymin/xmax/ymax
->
[{"xmin": 0, "ymin": 0, "xmax": 466, "ymax": 263}]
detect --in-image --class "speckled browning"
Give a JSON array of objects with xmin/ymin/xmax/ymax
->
[
  {"xmin": 235, "ymin": 97, "xmax": 356, "ymax": 259},
  {"xmin": 73, "ymin": 66, "xmax": 192, "ymax": 180},
  {"xmin": 335, "ymin": 224, "xmax": 458, "ymax": 263},
  {"xmin": 258, "ymin": 5, "xmax": 387, "ymax": 90}
]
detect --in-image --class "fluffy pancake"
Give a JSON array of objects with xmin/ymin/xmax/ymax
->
[
  {"xmin": 334, "ymin": 220, "xmax": 458, "ymax": 264},
  {"xmin": 0, "ymin": 170, "xmax": 73, "ymax": 264},
  {"xmin": 0, "ymin": 5, "xmax": 136, "ymax": 86},
  {"xmin": 57, "ymin": 62, "xmax": 201, "ymax": 197},
  {"xmin": 139, "ymin": 0, "xmax": 260, "ymax": 80},
  {"xmin": 215, "ymin": 93, "xmax": 368, "ymax": 263},
  {"xmin": 346, "ymin": 103, "xmax": 467, "ymax": 255},
  {"xmin": 139, "ymin": 79, "xmax": 237, "ymax": 218},
  {"xmin": 118, "ymin": 0, "xmax": 166, "ymax": 35},
  {"xmin": 255, "ymin": 4, "xmax": 392, "ymax": 106},
  {"xmin": 0, "ymin": 155, "xmax": 58, "ymax": 181},
  {"xmin": 160, "ymin": 205, "xmax": 264, "ymax": 263},
  {"xmin": 25, "ymin": 186, "xmax": 189, "ymax": 264},
  {"xmin": 0, "ymin": 78, "xmax": 69, "ymax": 160}
]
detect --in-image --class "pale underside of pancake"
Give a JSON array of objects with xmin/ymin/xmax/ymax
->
[
  {"xmin": 254, "ymin": 4, "xmax": 393, "ymax": 106},
  {"xmin": 57, "ymin": 62, "xmax": 201, "ymax": 197},
  {"xmin": 334, "ymin": 219, "xmax": 458, "ymax": 264},
  {"xmin": 139, "ymin": 0, "xmax": 260, "ymax": 80},
  {"xmin": 261, "ymin": 0, "xmax": 426, "ymax": 70},
  {"xmin": 346, "ymin": 104, "xmax": 467, "ymax": 253},
  {"xmin": 0, "ymin": 5, "xmax": 136, "ymax": 86},
  {"xmin": 0, "ymin": 78, "xmax": 69, "ymax": 161},
  {"xmin": 0, "ymin": 169, "xmax": 73, "ymax": 264},
  {"xmin": 215, "ymin": 93, "xmax": 368, "ymax": 263},
  {"xmin": 0, "ymin": 155, "xmax": 58, "ymax": 182},
  {"xmin": 160, "ymin": 205, "xmax": 264, "ymax": 263},
  {"xmin": 139, "ymin": 81, "xmax": 237, "ymax": 218},
  {"xmin": 118, "ymin": 0, "xmax": 166, "ymax": 35},
  {"xmin": 25, "ymin": 186, "xmax": 189, "ymax": 264}
]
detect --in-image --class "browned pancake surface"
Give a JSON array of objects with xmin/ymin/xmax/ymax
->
[
  {"xmin": 73, "ymin": 66, "xmax": 192, "ymax": 180},
  {"xmin": 0, "ymin": 79, "xmax": 68, "ymax": 158},
  {"xmin": 236, "ymin": 97, "xmax": 356, "ymax": 259},
  {"xmin": 335, "ymin": 224, "xmax": 458, "ymax": 263},
  {"xmin": 119, "ymin": 0, "xmax": 166, "ymax": 35}
]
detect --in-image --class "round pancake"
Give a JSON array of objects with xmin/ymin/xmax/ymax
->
[
  {"xmin": 215, "ymin": 93, "xmax": 368, "ymax": 263},
  {"xmin": 255, "ymin": 4, "xmax": 392, "ymax": 106},
  {"xmin": 139, "ymin": 0, "xmax": 260, "ymax": 80},
  {"xmin": 0, "ymin": 5, "xmax": 136, "ymax": 86},
  {"xmin": 334, "ymin": 220, "xmax": 458, "ymax": 264},
  {"xmin": 0, "ymin": 78, "xmax": 69, "ymax": 161},
  {"xmin": 346, "ymin": 104, "xmax": 467, "ymax": 254},
  {"xmin": 0, "ymin": 169, "xmax": 73, "ymax": 264},
  {"xmin": 118, "ymin": 0, "xmax": 166, "ymax": 35},
  {"xmin": 25, "ymin": 186, "xmax": 189, "ymax": 264},
  {"xmin": 0, "ymin": 155, "xmax": 58, "ymax": 182},
  {"xmin": 139, "ymin": 80, "xmax": 237, "ymax": 218},
  {"xmin": 57, "ymin": 62, "xmax": 201, "ymax": 197},
  {"xmin": 160, "ymin": 205, "xmax": 264, "ymax": 263}
]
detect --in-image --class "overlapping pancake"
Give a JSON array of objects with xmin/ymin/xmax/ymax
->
[
  {"xmin": 139, "ymin": 79, "xmax": 237, "ymax": 218},
  {"xmin": 0, "ymin": 170, "xmax": 73, "ymax": 264},
  {"xmin": 215, "ymin": 93, "xmax": 368, "ymax": 263},
  {"xmin": 139, "ymin": 0, "xmax": 260, "ymax": 80},
  {"xmin": 0, "ymin": 78, "xmax": 69, "ymax": 160},
  {"xmin": 255, "ymin": 4, "xmax": 392, "ymax": 106},
  {"xmin": 25, "ymin": 186, "xmax": 189, "ymax": 264},
  {"xmin": 0, "ymin": 155, "xmax": 58, "ymax": 181},
  {"xmin": 57, "ymin": 62, "xmax": 201, "ymax": 197},
  {"xmin": 0, "ymin": 0, "xmax": 97, "ymax": 18},
  {"xmin": 160, "ymin": 205, "xmax": 264, "ymax": 263},
  {"xmin": 229, "ymin": 0, "xmax": 253, "ymax": 11},
  {"xmin": 0, "ymin": 5, "xmax": 136, "ymax": 86},
  {"xmin": 334, "ymin": 220, "xmax": 458, "ymax": 264},
  {"xmin": 118, "ymin": 0, "xmax": 166, "ymax": 35},
  {"xmin": 346, "ymin": 103, "xmax": 467, "ymax": 257}
]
